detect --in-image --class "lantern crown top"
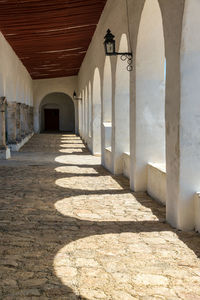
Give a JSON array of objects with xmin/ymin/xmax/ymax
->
[{"xmin": 104, "ymin": 29, "xmax": 115, "ymax": 42}]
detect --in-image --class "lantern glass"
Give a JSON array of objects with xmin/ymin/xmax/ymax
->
[
  {"xmin": 104, "ymin": 29, "xmax": 116, "ymax": 56},
  {"xmin": 106, "ymin": 41, "xmax": 115, "ymax": 55}
]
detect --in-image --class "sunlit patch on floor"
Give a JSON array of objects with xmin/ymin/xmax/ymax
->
[
  {"xmin": 60, "ymin": 144, "xmax": 85, "ymax": 148},
  {"xmin": 55, "ymin": 166, "xmax": 98, "ymax": 174},
  {"xmin": 54, "ymin": 194, "xmax": 160, "ymax": 221},
  {"xmin": 55, "ymin": 175, "xmax": 123, "ymax": 191},
  {"xmin": 54, "ymin": 232, "xmax": 195, "ymax": 300},
  {"xmin": 55, "ymin": 155, "xmax": 101, "ymax": 165},
  {"xmin": 59, "ymin": 148, "xmax": 83, "ymax": 153}
]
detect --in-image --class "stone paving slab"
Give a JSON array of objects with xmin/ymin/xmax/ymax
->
[{"xmin": 0, "ymin": 134, "xmax": 200, "ymax": 299}]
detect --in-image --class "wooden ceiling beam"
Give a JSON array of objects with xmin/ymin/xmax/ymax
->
[{"xmin": 0, "ymin": 0, "xmax": 107, "ymax": 79}]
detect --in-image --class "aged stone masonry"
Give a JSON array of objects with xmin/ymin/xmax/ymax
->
[{"xmin": 0, "ymin": 134, "xmax": 200, "ymax": 299}]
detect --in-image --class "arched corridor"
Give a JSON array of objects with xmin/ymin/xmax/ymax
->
[{"xmin": 0, "ymin": 134, "xmax": 200, "ymax": 298}]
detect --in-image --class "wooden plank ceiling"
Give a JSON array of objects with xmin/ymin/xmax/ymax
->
[{"xmin": 0, "ymin": 0, "xmax": 107, "ymax": 79}]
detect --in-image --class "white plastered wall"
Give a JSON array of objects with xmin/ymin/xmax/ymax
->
[{"xmin": 0, "ymin": 32, "xmax": 33, "ymax": 105}]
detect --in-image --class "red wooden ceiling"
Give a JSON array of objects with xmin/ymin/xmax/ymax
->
[{"xmin": 0, "ymin": 0, "xmax": 107, "ymax": 79}]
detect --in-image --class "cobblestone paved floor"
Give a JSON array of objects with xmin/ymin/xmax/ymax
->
[{"xmin": 0, "ymin": 134, "xmax": 200, "ymax": 299}]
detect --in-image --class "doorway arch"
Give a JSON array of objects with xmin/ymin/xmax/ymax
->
[{"xmin": 39, "ymin": 92, "xmax": 75, "ymax": 133}]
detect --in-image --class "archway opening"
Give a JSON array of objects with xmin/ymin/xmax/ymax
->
[
  {"xmin": 92, "ymin": 68, "xmax": 101, "ymax": 155},
  {"xmin": 88, "ymin": 81, "xmax": 92, "ymax": 138},
  {"xmin": 102, "ymin": 56, "xmax": 112, "ymax": 169},
  {"xmin": 81, "ymin": 90, "xmax": 85, "ymax": 140},
  {"xmin": 40, "ymin": 92, "xmax": 75, "ymax": 133},
  {"xmin": 84, "ymin": 86, "xmax": 88, "ymax": 141},
  {"xmin": 134, "ymin": 0, "xmax": 166, "ymax": 195},
  {"xmin": 114, "ymin": 34, "xmax": 130, "ymax": 174}
]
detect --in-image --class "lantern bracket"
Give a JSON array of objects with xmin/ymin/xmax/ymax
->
[
  {"xmin": 73, "ymin": 91, "xmax": 82, "ymax": 101},
  {"xmin": 104, "ymin": 29, "xmax": 133, "ymax": 71}
]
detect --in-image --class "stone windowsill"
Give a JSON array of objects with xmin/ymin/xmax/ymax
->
[
  {"xmin": 148, "ymin": 162, "xmax": 166, "ymax": 174},
  {"xmin": 103, "ymin": 122, "xmax": 112, "ymax": 128},
  {"xmin": 105, "ymin": 146, "xmax": 112, "ymax": 152},
  {"xmin": 123, "ymin": 152, "xmax": 130, "ymax": 158}
]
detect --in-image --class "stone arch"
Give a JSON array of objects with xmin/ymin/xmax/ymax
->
[
  {"xmin": 113, "ymin": 33, "xmax": 130, "ymax": 174},
  {"xmin": 92, "ymin": 67, "xmax": 101, "ymax": 155},
  {"xmin": 133, "ymin": 0, "xmax": 166, "ymax": 192},
  {"xmin": 39, "ymin": 92, "xmax": 75, "ymax": 133}
]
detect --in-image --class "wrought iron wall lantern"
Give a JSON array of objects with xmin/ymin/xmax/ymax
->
[
  {"xmin": 104, "ymin": 29, "xmax": 133, "ymax": 71},
  {"xmin": 73, "ymin": 91, "xmax": 82, "ymax": 101}
]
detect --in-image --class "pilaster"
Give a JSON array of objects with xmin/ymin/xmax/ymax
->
[
  {"xmin": 0, "ymin": 97, "xmax": 10, "ymax": 159},
  {"xmin": 7, "ymin": 102, "xmax": 17, "ymax": 144},
  {"xmin": 16, "ymin": 103, "xmax": 21, "ymax": 142},
  {"xmin": 20, "ymin": 103, "xmax": 26, "ymax": 139}
]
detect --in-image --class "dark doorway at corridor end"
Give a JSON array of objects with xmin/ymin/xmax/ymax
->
[{"xmin": 40, "ymin": 92, "xmax": 75, "ymax": 133}]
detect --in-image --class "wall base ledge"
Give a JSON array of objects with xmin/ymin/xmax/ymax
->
[
  {"xmin": 147, "ymin": 162, "xmax": 166, "ymax": 205},
  {"xmin": 9, "ymin": 132, "xmax": 34, "ymax": 151},
  {"xmin": 194, "ymin": 192, "xmax": 200, "ymax": 233},
  {"xmin": 0, "ymin": 147, "xmax": 11, "ymax": 159}
]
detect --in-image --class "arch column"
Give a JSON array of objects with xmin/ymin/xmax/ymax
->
[
  {"xmin": 166, "ymin": 0, "xmax": 200, "ymax": 230},
  {"xmin": 78, "ymin": 100, "xmax": 82, "ymax": 136},
  {"xmin": 74, "ymin": 100, "xmax": 79, "ymax": 135}
]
